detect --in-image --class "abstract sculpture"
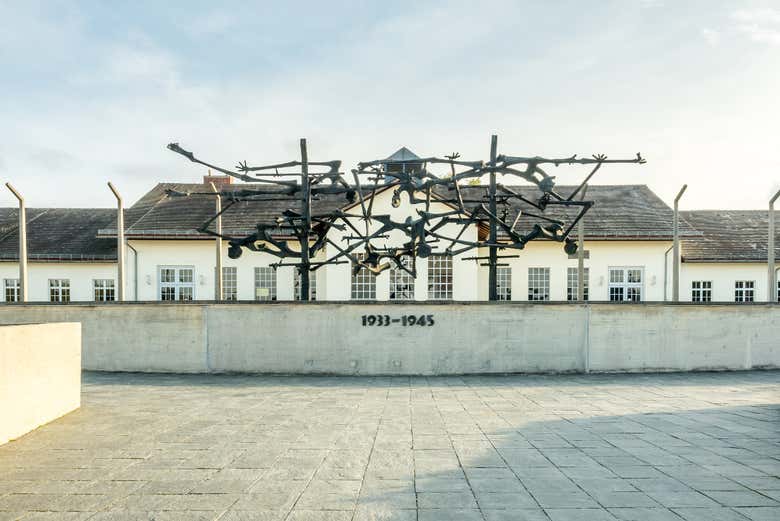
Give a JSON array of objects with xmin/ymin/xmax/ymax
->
[{"xmin": 166, "ymin": 136, "xmax": 644, "ymax": 300}]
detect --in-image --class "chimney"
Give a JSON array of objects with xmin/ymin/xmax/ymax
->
[{"xmin": 203, "ymin": 169, "xmax": 232, "ymax": 186}]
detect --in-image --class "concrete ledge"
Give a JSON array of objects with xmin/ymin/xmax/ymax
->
[
  {"xmin": 0, "ymin": 322, "xmax": 81, "ymax": 445},
  {"xmin": 0, "ymin": 304, "xmax": 777, "ymax": 375}
]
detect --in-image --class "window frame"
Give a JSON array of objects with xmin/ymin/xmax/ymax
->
[
  {"xmin": 427, "ymin": 254, "xmax": 453, "ymax": 300},
  {"xmin": 389, "ymin": 255, "xmax": 415, "ymax": 301},
  {"xmin": 566, "ymin": 267, "xmax": 589, "ymax": 301},
  {"xmin": 496, "ymin": 266, "xmax": 512, "ymax": 301},
  {"xmin": 351, "ymin": 253, "xmax": 377, "ymax": 300},
  {"xmin": 49, "ymin": 278, "xmax": 71, "ymax": 303},
  {"xmin": 734, "ymin": 280, "xmax": 755, "ymax": 303},
  {"xmin": 527, "ymin": 267, "xmax": 550, "ymax": 301},
  {"xmin": 4, "ymin": 278, "xmax": 19, "ymax": 303},
  {"xmin": 608, "ymin": 266, "xmax": 644, "ymax": 302},
  {"xmin": 222, "ymin": 266, "xmax": 237, "ymax": 301},
  {"xmin": 691, "ymin": 280, "xmax": 712, "ymax": 303},
  {"xmin": 254, "ymin": 267, "xmax": 277, "ymax": 301},
  {"xmin": 93, "ymin": 279, "xmax": 116, "ymax": 302},
  {"xmin": 158, "ymin": 266, "xmax": 195, "ymax": 301},
  {"xmin": 294, "ymin": 268, "xmax": 317, "ymax": 301}
]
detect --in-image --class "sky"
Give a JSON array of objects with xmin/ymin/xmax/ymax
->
[{"xmin": 1, "ymin": 0, "xmax": 779, "ymax": 210}]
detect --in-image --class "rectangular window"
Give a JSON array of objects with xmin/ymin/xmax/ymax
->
[
  {"xmin": 496, "ymin": 266, "xmax": 512, "ymax": 301},
  {"xmin": 294, "ymin": 269, "xmax": 317, "ymax": 301},
  {"xmin": 734, "ymin": 280, "xmax": 755, "ymax": 302},
  {"xmin": 567, "ymin": 267, "xmax": 589, "ymax": 301},
  {"xmin": 777, "ymin": 279, "xmax": 780, "ymax": 303},
  {"xmin": 608, "ymin": 267, "xmax": 643, "ymax": 302},
  {"xmin": 254, "ymin": 267, "xmax": 277, "ymax": 301},
  {"xmin": 351, "ymin": 253, "xmax": 376, "ymax": 300},
  {"xmin": 159, "ymin": 266, "xmax": 194, "ymax": 301},
  {"xmin": 691, "ymin": 280, "xmax": 712, "ymax": 302},
  {"xmin": 389, "ymin": 255, "xmax": 415, "ymax": 300},
  {"xmin": 49, "ymin": 279, "xmax": 71, "ymax": 303},
  {"xmin": 93, "ymin": 279, "xmax": 116, "ymax": 302},
  {"xmin": 528, "ymin": 267, "xmax": 550, "ymax": 301},
  {"xmin": 222, "ymin": 267, "xmax": 237, "ymax": 301},
  {"xmin": 428, "ymin": 254, "xmax": 453, "ymax": 300},
  {"xmin": 4, "ymin": 279, "xmax": 19, "ymax": 303}
]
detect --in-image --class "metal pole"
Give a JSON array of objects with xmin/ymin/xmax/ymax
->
[
  {"xmin": 577, "ymin": 185, "xmax": 588, "ymax": 301},
  {"xmin": 672, "ymin": 184, "xmax": 687, "ymax": 302},
  {"xmin": 299, "ymin": 138, "xmax": 311, "ymax": 301},
  {"xmin": 210, "ymin": 182, "xmax": 223, "ymax": 301},
  {"xmin": 5, "ymin": 183, "xmax": 27, "ymax": 302},
  {"xmin": 769, "ymin": 189, "xmax": 780, "ymax": 303},
  {"xmin": 488, "ymin": 135, "xmax": 498, "ymax": 301},
  {"xmin": 107, "ymin": 182, "xmax": 125, "ymax": 301}
]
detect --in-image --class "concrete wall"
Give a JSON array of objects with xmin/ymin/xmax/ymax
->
[
  {"xmin": 0, "ymin": 303, "xmax": 776, "ymax": 375},
  {"xmin": 0, "ymin": 322, "xmax": 81, "ymax": 445}
]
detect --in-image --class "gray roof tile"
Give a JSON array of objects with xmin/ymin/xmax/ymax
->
[
  {"xmin": 681, "ymin": 210, "xmax": 779, "ymax": 262},
  {"xmin": 0, "ymin": 208, "xmax": 116, "ymax": 261}
]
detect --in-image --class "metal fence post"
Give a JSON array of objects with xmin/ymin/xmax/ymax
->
[{"xmin": 5, "ymin": 183, "xmax": 28, "ymax": 302}]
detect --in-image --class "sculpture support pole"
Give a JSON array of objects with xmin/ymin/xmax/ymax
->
[
  {"xmin": 5, "ymin": 183, "xmax": 27, "ymax": 302},
  {"xmin": 211, "ymin": 182, "xmax": 223, "ymax": 301},
  {"xmin": 769, "ymin": 189, "xmax": 780, "ymax": 303},
  {"xmin": 577, "ymin": 185, "xmax": 588, "ymax": 301},
  {"xmin": 107, "ymin": 182, "xmax": 126, "ymax": 301},
  {"xmin": 300, "ymin": 138, "xmax": 311, "ymax": 301},
  {"xmin": 488, "ymin": 135, "xmax": 498, "ymax": 301},
  {"xmin": 672, "ymin": 184, "xmax": 687, "ymax": 302}
]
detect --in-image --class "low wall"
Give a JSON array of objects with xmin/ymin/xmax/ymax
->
[
  {"xmin": 0, "ymin": 303, "xmax": 777, "ymax": 375},
  {"xmin": 0, "ymin": 322, "xmax": 81, "ymax": 445}
]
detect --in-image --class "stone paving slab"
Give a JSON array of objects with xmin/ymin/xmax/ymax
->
[{"xmin": 0, "ymin": 371, "xmax": 778, "ymax": 520}]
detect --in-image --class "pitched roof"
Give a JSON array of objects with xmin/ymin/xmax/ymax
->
[
  {"xmin": 100, "ymin": 183, "xmax": 370, "ymax": 238},
  {"xmin": 0, "ymin": 208, "xmax": 117, "ymax": 261},
  {"xmin": 107, "ymin": 182, "xmax": 686, "ymax": 241},
  {"xmin": 680, "ymin": 210, "xmax": 779, "ymax": 262},
  {"xmin": 435, "ymin": 184, "xmax": 694, "ymax": 240},
  {"xmin": 385, "ymin": 147, "xmax": 420, "ymax": 162}
]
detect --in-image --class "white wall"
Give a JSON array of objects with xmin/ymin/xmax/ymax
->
[
  {"xmin": 476, "ymin": 240, "xmax": 671, "ymax": 301},
  {"xmin": 0, "ymin": 322, "xmax": 81, "ymax": 444},
  {"xmin": 128, "ymin": 239, "xmax": 311, "ymax": 301},
  {"xmin": 679, "ymin": 262, "xmax": 779, "ymax": 302},
  {"xmin": 0, "ymin": 262, "xmax": 116, "ymax": 302}
]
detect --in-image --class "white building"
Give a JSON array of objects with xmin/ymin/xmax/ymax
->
[{"xmin": 1, "ymin": 149, "xmax": 778, "ymax": 304}]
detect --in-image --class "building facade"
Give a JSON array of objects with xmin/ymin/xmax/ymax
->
[{"xmin": 1, "ymin": 159, "xmax": 778, "ymax": 304}]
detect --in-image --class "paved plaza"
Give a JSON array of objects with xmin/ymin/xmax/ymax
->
[{"xmin": 0, "ymin": 371, "xmax": 779, "ymax": 521}]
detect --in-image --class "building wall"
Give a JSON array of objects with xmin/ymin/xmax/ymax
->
[
  {"xmin": 679, "ymin": 262, "xmax": 780, "ymax": 302},
  {"xmin": 127, "ymin": 239, "xmax": 299, "ymax": 301},
  {"xmin": 476, "ymin": 240, "xmax": 671, "ymax": 301},
  {"xmin": 0, "ymin": 262, "xmax": 117, "ymax": 302}
]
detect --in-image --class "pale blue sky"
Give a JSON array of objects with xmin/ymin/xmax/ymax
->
[{"xmin": 1, "ymin": 0, "xmax": 778, "ymax": 209}]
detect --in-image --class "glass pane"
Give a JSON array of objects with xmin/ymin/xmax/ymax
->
[
  {"xmin": 179, "ymin": 269, "xmax": 193, "ymax": 283},
  {"xmin": 161, "ymin": 287, "xmax": 176, "ymax": 301},
  {"xmin": 160, "ymin": 268, "xmax": 175, "ymax": 283},
  {"xmin": 609, "ymin": 269, "xmax": 624, "ymax": 284},
  {"xmin": 627, "ymin": 269, "xmax": 642, "ymax": 283},
  {"xmin": 178, "ymin": 287, "xmax": 193, "ymax": 301}
]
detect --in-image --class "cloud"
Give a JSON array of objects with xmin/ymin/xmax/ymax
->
[
  {"xmin": 1, "ymin": 1, "xmax": 779, "ymax": 211},
  {"xmin": 186, "ymin": 10, "xmax": 237, "ymax": 36},
  {"xmin": 700, "ymin": 28, "xmax": 720, "ymax": 46},
  {"xmin": 732, "ymin": 7, "xmax": 780, "ymax": 46}
]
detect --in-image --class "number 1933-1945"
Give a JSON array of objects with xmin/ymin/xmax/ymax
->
[{"xmin": 361, "ymin": 314, "xmax": 435, "ymax": 327}]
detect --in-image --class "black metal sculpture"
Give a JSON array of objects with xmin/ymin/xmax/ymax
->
[{"xmin": 166, "ymin": 136, "xmax": 644, "ymax": 300}]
